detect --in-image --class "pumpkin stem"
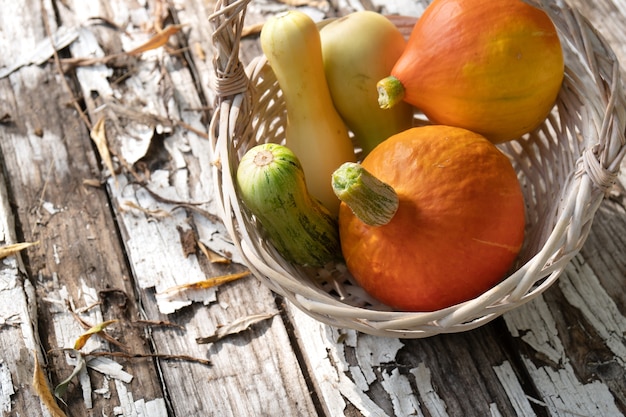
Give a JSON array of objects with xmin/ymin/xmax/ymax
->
[
  {"xmin": 332, "ymin": 162, "xmax": 399, "ymax": 227},
  {"xmin": 376, "ymin": 76, "xmax": 405, "ymax": 109}
]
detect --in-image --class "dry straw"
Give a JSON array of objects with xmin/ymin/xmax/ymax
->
[{"xmin": 208, "ymin": 0, "xmax": 626, "ymax": 337}]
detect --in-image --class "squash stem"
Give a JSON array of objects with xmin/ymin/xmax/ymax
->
[
  {"xmin": 377, "ymin": 76, "xmax": 405, "ymax": 109},
  {"xmin": 253, "ymin": 149, "xmax": 275, "ymax": 167},
  {"xmin": 332, "ymin": 162, "xmax": 399, "ymax": 226}
]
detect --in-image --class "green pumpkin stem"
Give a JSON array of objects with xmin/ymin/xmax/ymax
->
[
  {"xmin": 332, "ymin": 162, "xmax": 399, "ymax": 226},
  {"xmin": 376, "ymin": 75, "xmax": 405, "ymax": 109}
]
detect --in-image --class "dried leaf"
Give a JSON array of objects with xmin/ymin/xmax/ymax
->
[
  {"xmin": 32, "ymin": 352, "xmax": 68, "ymax": 417},
  {"xmin": 198, "ymin": 240, "xmax": 230, "ymax": 264},
  {"xmin": 196, "ymin": 313, "xmax": 277, "ymax": 344},
  {"xmin": 53, "ymin": 350, "xmax": 86, "ymax": 402},
  {"xmin": 159, "ymin": 271, "xmax": 250, "ymax": 296},
  {"xmin": 276, "ymin": 0, "xmax": 324, "ymax": 6},
  {"xmin": 193, "ymin": 42, "xmax": 205, "ymax": 60},
  {"xmin": 122, "ymin": 200, "xmax": 171, "ymax": 218},
  {"xmin": 82, "ymin": 178, "xmax": 103, "ymax": 188},
  {"xmin": 89, "ymin": 350, "xmax": 211, "ymax": 366},
  {"xmin": 74, "ymin": 319, "xmax": 118, "ymax": 350},
  {"xmin": 242, "ymin": 22, "xmax": 264, "ymax": 38},
  {"xmin": 0, "ymin": 241, "xmax": 39, "ymax": 259},
  {"xmin": 0, "ymin": 25, "xmax": 80, "ymax": 78},
  {"xmin": 153, "ymin": 0, "xmax": 170, "ymax": 32},
  {"xmin": 126, "ymin": 25, "xmax": 183, "ymax": 56},
  {"xmin": 66, "ymin": 302, "xmax": 128, "ymax": 351},
  {"xmin": 90, "ymin": 117, "xmax": 118, "ymax": 187},
  {"xmin": 59, "ymin": 55, "xmax": 115, "ymax": 72}
]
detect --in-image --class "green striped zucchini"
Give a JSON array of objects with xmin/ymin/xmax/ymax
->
[{"xmin": 236, "ymin": 143, "xmax": 342, "ymax": 267}]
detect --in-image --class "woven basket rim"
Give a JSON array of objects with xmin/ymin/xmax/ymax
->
[{"xmin": 208, "ymin": 0, "xmax": 626, "ymax": 338}]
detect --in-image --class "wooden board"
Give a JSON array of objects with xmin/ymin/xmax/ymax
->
[{"xmin": 0, "ymin": 0, "xmax": 625, "ymax": 416}]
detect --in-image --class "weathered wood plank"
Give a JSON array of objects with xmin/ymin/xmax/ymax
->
[
  {"xmin": 1, "ymin": 0, "xmax": 625, "ymax": 416},
  {"xmin": 0, "ymin": 0, "xmax": 166, "ymax": 415},
  {"xmin": 500, "ymin": 1, "xmax": 626, "ymax": 415},
  {"xmin": 57, "ymin": 0, "xmax": 320, "ymax": 415},
  {"xmin": 288, "ymin": 306, "xmax": 547, "ymax": 416},
  {"xmin": 0, "ymin": 156, "xmax": 50, "ymax": 416},
  {"xmin": 0, "ymin": 4, "xmax": 54, "ymax": 413},
  {"xmin": 504, "ymin": 199, "xmax": 626, "ymax": 416}
]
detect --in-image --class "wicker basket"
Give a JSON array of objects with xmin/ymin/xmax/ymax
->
[{"xmin": 208, "ymin": 0, "xmax": 626, "ymax": 338}]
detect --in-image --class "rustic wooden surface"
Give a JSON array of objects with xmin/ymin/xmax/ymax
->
[{"xmin": 1, "ymin": 0, "xmax": 625, "ymax": 416}]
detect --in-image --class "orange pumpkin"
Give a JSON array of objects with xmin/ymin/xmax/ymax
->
[
  {"xmin": 337, "ymin": 126, "xmax": 526, "ymax": 311},
  {"xmin": 377, "ymin": 0, "xmax": 564, "ymax": 143}
]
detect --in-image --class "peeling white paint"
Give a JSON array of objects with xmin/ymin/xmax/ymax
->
[
  {"xmin": 114, "ymin": 174, "xmax": 216, "ymax": 315},
  {"xmin": 504, "ymin": 295, "xmax": 565, "ymax": 365},
  {"xmin": 48, "ymin": 280, "xmax": 110, "ymax": 411},
  {"xmin": 0, "ymin": 360, "xmax": 15, "ymax": 413},
  {"xmin": 0, "ymin": 312, "xmax": 19, "ymax": 327},
  {"xmin": 88, "ymin": 357, "xmax": 133, "ymax": 383},
  {"xmin": 113, "ymin": 379, "xmax": 168, "ymax": 417},
  {"xmin": 52, "ymin": 244, "xmax": 61, "ymax": 265},
  {"xmin": 489, "ymin": 403, "xmax": 504, "ymax": 417},
  {"xmin": 6, "ymin": 261, "xmax": 161, "ymax": 415},
  {"xmin": 135, "ymin": 397, "xmax": 168, "ymax": 417},
  {"xmin": 523, "ymin": 357, "xmax": 624, "ymax": 417},
  {"xmin": 337, "ymin": 371, "xmax": 390, "ymax": 417},
  {"xmin": 559, "ymin": 257, "xmax": 626, "ymax": 365},
  {"xmin": 114, "ymin": 379, "xmax": 135, "ymax": 416},
  {"xmin": 504, "ymin": 276, "xmax": 625, "ymax": 417},
  {"xmin": 41, "ymin": 201, "xmax": 61, "ymax": 215},
  {"xmin": 354, "ymin": 334, "xmax": 404, "ymax": 384},
  {"xmin": 0, "ymin": 25, "xmax": 80, "ymax": 78},
  {"xmin": 51, "ymin": 284, "xmax": 106, "ymax": 351},
  {"xmin": 356, "ymin": 334, "xmax": 404, "ymax": 368},
  {"xmin": 78, "ymin": 360, "xmax": 93, "ymax": 409},
  {"xmin": 370, "ymin": 0, "xmax": 426, "ymax": 15},
  {"xmin": 121, "ymin": 123, "xmax": 155, "ymax": 166},
  {"xmin": 1, "ymin": 273, "xmax": 42, "ymax": 356},
  {"xmin": 71, "ymin": 28, "xmax": 114, "ymax": 95},
  {"xmin": 288, "ymin": 306, "xmax": 407, "ymax": 417},
  {"xmin": 411, "ymin": 363, "xmax": 448, "ymax": 417},
  {"xmin": 0, "ymin": 266, "xmax": 48, "ymax": 416},
  {"xmin": 0, "ymin": 261, "xmax": 17, "ymax": 292},
  {"xmin": 348, "ymin": 365, "xmax": 370, "ymax": 392},
  {"xmin": 381, "ymin": 368, "xmax": 422, "ymax": 416},
  {"xmin": 0, "ymin": 263, "xmax": 20, "ymax": 319},
  {"xmin": 492, "ymin": 361, "xmax": 536, "ymax": 417},
  {"xmin": 69, "ymin": 10, "xmax": 243, "ymax": 317},
  {"xmin": 93, "ymin": 377, "xmax": 112, "ymax": 400}
]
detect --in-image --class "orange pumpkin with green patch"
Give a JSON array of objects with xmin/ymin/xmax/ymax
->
[
  {"xmin": 377, "ymin": 0, "xmax": 564, "ymax": 143},
  {"xmin": 332, "ymin": 126, "xmax": 526, "ymax": 311}
]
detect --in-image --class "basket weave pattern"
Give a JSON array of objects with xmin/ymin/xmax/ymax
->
[{"xmin": 209, "ymin": 0, "xmax": 626, "ymax": 337}]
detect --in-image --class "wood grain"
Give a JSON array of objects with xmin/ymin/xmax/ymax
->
[{"xmin": 0, "ymin": 0, "xmax": 625, "ymax": 416}]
